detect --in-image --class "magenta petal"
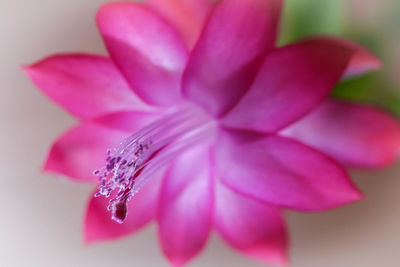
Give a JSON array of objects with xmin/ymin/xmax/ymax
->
[
  {"xmin": 44, "ymin": 112, "xmax": 158, "ymax": 182},
  {"xmin": 282, "ymin": 100, "xmax": 400, "ymax": 169},
  {"xmin": 91, "ymin": 111, "xmax": 161, "ymax": 132},
  {"xmin": 157, "ymin": 145, "xmax": 213, "ymax": 266},
  {"xmin": 214, "ymin": 129, "xmax": 363, "ymax": 211},
  {"xmin": 97, "ymin": 3, "xmax": 188, "ymax": 106},
  {"xmin": 23, "ymin": 54, "xmax": 145, "ymax": 119},
  {"xmin": 146, "ymin": 0, "xmax": 215, "ymax": 48},
  {"xmin": 215, "ymin": 182, "xmax": 288, "ymax": 265},
  {"xmin": 182, "ymin": 0, "xmax": 283, "ymax": 116},
  {"xmin": 331, "ymin": 37, "xmax": 382, "ymax": 78},
  {"xmin": 306, "ymin": 37, "xmax": 382, "ymax": 79},
  {"xmin": 221, "ymin": 38, "xmax": 359, "ymax": 133},
  {"xmin": 84, "ymin": 170, "xmax": 163, "ymax": 243}
]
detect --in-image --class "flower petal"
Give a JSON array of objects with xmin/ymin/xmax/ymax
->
[
  {"xmin": 182, "ymin": 0, "xmax": 283, "ymax": 117},
  {"xmin": 282, "ymin": 100, "xmax": 400, "ymax": 169},
  {"xmin": 44, "ymin": 112, "xmax": 158, "ymax": 182},
  {"xmin": 157, "ymin": 144, "xmax": 213, "ymax": 266},
  {"xmin": 333, "ymin": 37, "xmax": 382, "ymax": 78},
  {"xmin": 84, "ymin": 170, "xmax": 163, "ymax": 243},
  {"xmin": 23, "ymin": 54, "xmax": 144, "ymax": 119},
  {"xmin": 214, "ymin": 181, "xmax": 288, "ymax": 265},
  {"xmin": 97, "ymin": 2, "xmax": 188, "ymax": 106},
  {"xmin": 214, "ymin": 129, "xmax": 363, "ymax": 211},
  {"xmin": 221, "ymin": 38, "xmax": 363, "ymax": 133},
  {"xmin": 91, "ymin": 111, "xmax": 162, "ymax": 132},
  {"xmin": 146, "ymin": 0, "xmax": 216, "ymax": 48}
]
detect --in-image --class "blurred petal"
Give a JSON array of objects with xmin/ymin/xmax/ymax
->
[
  {"xmin": 158, "ymin": 144, "xmax": 213, "ymax": 266},
  {"xmin": 221, "ymin": 38, "xmax": 358, "ymax": 133},
  {"xmin": 44, "ymin": 112, "xmax": 158, "ymax": 182},
  {"xmin": 146, "ymin": 0, "xmax": 215, "ymax": 48},
  {"xmin": 282, "ymin": 100, "xmax": 400, "ymax": 168},
  {"xmin": 215, "ymin": 182, "xmax": 288, "ymax": 265},
  {"xmin": 182, "ymin": 0, "xmax": 283, "ymax": 116},
  {"xmin": 84, "ymin": 170, "xmax": 163, "ymax": 243},
  {"xmin": 324, "ymin": 37, "xmax": 382, "ymax": 79},
  {"xmin": 97, "ymin": 2, "xmax": 188, "ymax": 106},
  {"xmin": 214, "ymin": 129, "xmax": 363, "ymax": 211},
  {"xmin": 23, "ymin": 54, "xmax": 144, "ymax": 119}
]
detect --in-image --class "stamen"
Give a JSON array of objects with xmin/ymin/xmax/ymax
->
[{"xmin": 93, "ymin": 107, "xmax": 212, "ymax": 223}]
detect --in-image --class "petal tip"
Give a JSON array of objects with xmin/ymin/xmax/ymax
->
[
  {"xmin": 329, "ymin": 183, "xmax": 364, "ymax": 209},
  {"xmin": 41, "ymin": 144, "xmax": 63, "ymax": 174},
  {"xmin": 21, "ymin": 64, "xmax": 37, "ymax": 79},
  {"xmin": 374, "ymin": 58, "xmax": 383, "ymax": 70},
  {"xmin": 83, "ymin": 232, "xmax": 96, "ymax": 246},
  {"xmin": 96, "ymin": 2, "xmax": 144, "ymax": 25},
  {"xmin": 351, "ymin": 187, "xmax": 365, "ymax": 202},
  {"xmin": 164, "ymin": 256, "xmax": 192, "ymax": 267},
  {"xmin": 342, "ymin": 175, "xmax": 365, "ymax": 204},
  {"xmin": 96, "ymin": 2, "xmax": 129, "ymax": 26},
  {"xmin": 21, "ymin": 64, "xmax": 32, "ymax": 73},
  {"xmin": 96, "ymin": 1, "xmax": 120, "ymax": 16},
  {"xmin": 170, "ymin": 260, "xmax": 184, "ymax": 267},
  {"xmin": 83, "ymin": 215, "xmax": 98, "ymax": 245},
  {"xmin": 160, "ymin": 236, "xmax": 205, "ymax": 267},
  {"xmin": 42, "ymin": 148, "xmax": 57, "ymax": 173},
  {"xmin": 83, "ymin": 197, "xmax": 108, "ymax": 245},
  {"xmin": 247, "ymin": 248, "xmax": 289, "ymax": 267},
  {"xmin": 21, "ymin": 56, "xmax": 51, "ymax": 73},
  {"xmin": 358, "ymin": 48, "xmax": 383, "ymax": 71},
  {"xmin": 40, "ymin": 140, "xmax": 94, "ymax": 183},
  {"xmin": 329, "ymin": 173, "xmax": 365, "ymax": 209}
]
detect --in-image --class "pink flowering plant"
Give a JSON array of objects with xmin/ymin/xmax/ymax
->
[{"xmin": 24, "ymin": 0, "xmax": 400, "ymax": 266}]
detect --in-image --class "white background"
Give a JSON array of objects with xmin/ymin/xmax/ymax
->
[{"xmin": 1, "ymin": 0, "xmax": 400, "ymax": 266}]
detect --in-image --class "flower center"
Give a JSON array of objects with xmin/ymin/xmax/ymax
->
[{"xmin": 93, "ymin": 105, "xmax": 214, "ymax": 223}]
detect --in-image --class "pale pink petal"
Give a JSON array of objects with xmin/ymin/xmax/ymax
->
[
  {"xmin": 23, "ymin": 54, "xmax": 145, "ymax": 119},
  {"xmin": 282, "ymin": 100, "xmax": 400, "ymax": 168},
  {"xmin": 221, "ymin": 38, "xmax": 363, "ymax": 133},
  {"xmin": 214, "ymin": 129, "xmax": 363, "ymax": 211},
  {"xmin": 182, "ymin": 0, "xmax": 283, "ymax": 116},
  {"xmin": 44, "ymin": 112, "xmax": 158, "ymax": 182},
  {"xmin": 97, "ymin": 2, "xmax": 188, "ymax": 106},
  {"xmin": 146, "ymin": 0, "xmax": 216, "ymax": 48},
  {"xmin": 84, "ymin": 170, "xmax": 163, "ymax": 243},
  {"xmin": 157, "ymin": 144, "xmax": 213, "ymax": 266},
  {"xmin": 215, "ymin": 181, "xmax": 288, "ymax": 265}
]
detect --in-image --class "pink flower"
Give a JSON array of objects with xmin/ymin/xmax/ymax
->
[{"xmin": 23, "ymin": 0, "xmax": 400, "ymax": 266}]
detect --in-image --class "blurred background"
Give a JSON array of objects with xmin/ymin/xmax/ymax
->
[{"xmin": 1, "ymin": 0, "xmax": 399, "ymax": 266}]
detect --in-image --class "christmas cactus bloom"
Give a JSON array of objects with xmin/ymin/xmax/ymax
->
[{"xmin": 24, "ymin": 0, "xmax": 400, "ymax": 266}]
